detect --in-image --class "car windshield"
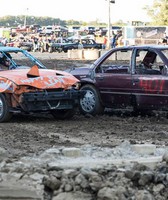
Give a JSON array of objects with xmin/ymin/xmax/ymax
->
[
  {"xmin": 0, "ymin": 49, "xmax": 46, "ymax": 70},
  {"xmin": 161, "ymin": 49, "xmax": 168, "ymax": 59},
  {"xmin": 94, "ymin": 49, "xmax": 132, "ymax": 73}
]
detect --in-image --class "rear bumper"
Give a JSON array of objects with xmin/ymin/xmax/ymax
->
[{"xmin": 20, "ymin": 89, "xmax": 85, "ymax": 112}]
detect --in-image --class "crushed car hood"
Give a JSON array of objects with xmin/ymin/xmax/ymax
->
[{"xmin": 0, "ymin": 66, "xmax": 79, "ymax": 90}]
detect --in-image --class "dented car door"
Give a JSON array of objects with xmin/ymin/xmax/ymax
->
[
  {"xmin": 132, "ymin": 47, "xmax": 168, "ymax": 110},
  {"xmin": 95, "ymin": 49, "xmax": 133, "ymax": 108}
]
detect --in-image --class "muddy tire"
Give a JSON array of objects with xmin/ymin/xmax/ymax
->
[
  {"xmin": 0, "ymin": 94, "xmax": 13, "ymax": 122},
  {"xmin": 79, "ymin": 84, "xmax": 104, "ymax": 116}
]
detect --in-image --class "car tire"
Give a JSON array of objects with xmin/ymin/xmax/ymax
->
[
  {"xmin": 51, "ymin": 108, "xmax": 76, "ymax": 120},
  {"xmin": 56, "ymin": 48, "xmax": 62, "ymax": 53},
  {"xmin": 79, "ymin": 84, "xmax": 104, "ymax": 116},
  {"xmin": 0, "ymin": 94, "xmax": 13, "ymax": 122}
]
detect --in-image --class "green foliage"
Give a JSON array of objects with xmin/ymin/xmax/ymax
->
[
  {"xmin": 66, "ymin": 19, "xmax": 81, "ymax": 26},
  {"xmin": 0, "ymin": 15, "xmax": 67, "ymax": 27},
  {"xmin": 0, "ymin": 15, "xmax": 112, "ymax": 28},
  {"xmin": 144, "ymin": 0, "xmax": 168, "ymax": 25}
]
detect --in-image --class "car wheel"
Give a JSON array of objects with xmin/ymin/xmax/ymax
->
[
  {"xmin": 57, "ymin": 48, "xmax": 62, "ymax": 53},
  {"xmin": 79, "ymin": 84, "xmax": 104, "ymax": 116},
  {"xmin": 0, "ymin": 94, "xmax": 13, "ymax": 122},
  {"xmin": 51, "ymin": 108, "xmax": 76, "ymax": 120}
]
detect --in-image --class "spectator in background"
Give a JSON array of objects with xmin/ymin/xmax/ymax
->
[
  {"xmin": 78, "ymin": 39, "xmax": 83, "ymax": 49},
  {"xmin": 32, "ymin": 36, "xmax": 39, "ymax": 52},
  {"xmin": 43, "ymin": 36, "xmax": 50, "ymax": 52},
  {"xmin": 102, "ymin": 36, "xmax": 107, "ymax": 49},
  {"xmin": 115, "ymin": 30, "xmax": 123, "ymax": 47},
  {"xmin": 162, "ymin": 32, "xmax": 168, "ymax": 45},
  {"xmin": 111, "ymin": 31, "xmax": 117, "ymax": 48},
  {"xmin": 158, "ymin": 32, "xmax": 168, "ymax": 45},
  {"xmin": 1, "ymin": 37, "xmax": 8, "ymax": 46}
]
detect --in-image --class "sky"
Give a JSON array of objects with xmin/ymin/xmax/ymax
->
[{"xmin": 0, "ymin": 0, "xmax": 154, "ymax": 23}]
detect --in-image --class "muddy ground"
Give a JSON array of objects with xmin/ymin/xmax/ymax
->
[{"xmin": 0, "ymin": 55, "xmax": 168, "ymax": 159}]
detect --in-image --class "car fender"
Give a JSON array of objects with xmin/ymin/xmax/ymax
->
[{"xmin": 0, "ymin": 78, "xmax": 15, "ymax": 93}]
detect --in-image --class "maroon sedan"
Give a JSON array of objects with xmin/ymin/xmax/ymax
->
[{"xmin": 67, "ymin": 45, "xmax": 168, "ymax": 116}]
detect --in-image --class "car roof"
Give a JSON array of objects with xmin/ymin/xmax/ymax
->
[
  {"xmin": 93, "ymin": 45, "xmax": 168, "ymax": 67},
  {"xmin": 101, "ymin": 45, "xmax": 168, "ymax": 56},
  {"xmin": 116, "ymin": 45, "xmax": 168, "ymax": 50}
]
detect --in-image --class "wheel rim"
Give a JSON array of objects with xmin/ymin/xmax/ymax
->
[
  {"xmin": 0, "ymin": 97, "xmax": 4, "ymax": 117},
  {"xmin": 80, "ymin": 90, "xmax": 95, "ymax": 113}
]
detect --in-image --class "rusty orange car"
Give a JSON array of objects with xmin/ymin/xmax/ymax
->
[{"xmin": 0, "ymin": 47, "xmax": 84, "ymax": 122}]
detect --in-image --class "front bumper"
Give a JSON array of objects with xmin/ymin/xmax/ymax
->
[{"xmin": 20, "ymin": 89, "xmax": 85, "ymax": 112}]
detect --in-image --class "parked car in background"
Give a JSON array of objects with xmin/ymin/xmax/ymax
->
[
  {"xmin": 84, "ymin": 26, "xmax": 96, "ymax": 35},
  {"xmin": 48, "ymin": 38, "xmax": 103, "ymax": 53},
  {"xmin": 94, "ymin": 27, "xmax": 107, "ymax": 37},
  {"xmin": 0, "ymin": 47, "xmax": 85, "ymax": 122},
  {"xmin": 79, "ymin": 39, "xmax": 102, "ymax": 50},
  {"xmin": 8, "ymin": 38, "xmax": 34, "ymax": 51},
  {"xmin": 16, "ymin": 40, "xmax": 33, "ymax": 51},
  {"xmin": 67, "ymin": 45, "xmax": 168, "ymax": 116},
  {"xmin": 48, "ymin": 38, "xmax": 72, "ymax": 53},
  {"xmin": 40, "ymin": 25, "xmax": 54, "ymax": 35}
]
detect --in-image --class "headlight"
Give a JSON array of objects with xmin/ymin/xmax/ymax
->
[
  {"xmin": 73, "ymin": 82, "xmax": 81, "ymax": 89},
  {"xmin": 67, "ymin": 82, "xmax": 81, "ymax": 90}
]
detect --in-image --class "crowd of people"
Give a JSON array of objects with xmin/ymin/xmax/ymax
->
[
  {"xmin": 12, "ymin": 34, "xmax": 57, "ymax": 52},
  {"xmin": 0, "ymin": 28, "xmax": 125, "ymax": 53},
  {"xmin": 102, "ymin": 30, "xmax": 123, "ymax": 49},
  {"xmin": 1, "ymin": 28, "xmax": 167, "ymax": 53},
  {"xmin": 0, "ymin": 30, "xmax": 68, "ymax": 52}
]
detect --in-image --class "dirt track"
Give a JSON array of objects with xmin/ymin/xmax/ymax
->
[{"xmin": 0, "ymin": 55, "xmax": 168, "ymax": 159}]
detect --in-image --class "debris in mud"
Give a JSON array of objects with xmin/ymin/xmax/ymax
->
[{"xmin": 0, "ymin": 141, "xmax": 168, "ymax": 199}]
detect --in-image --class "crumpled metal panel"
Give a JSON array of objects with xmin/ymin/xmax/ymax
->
[
  {"xmin": 0, "ymin": 67, "xmax": 79, "ymax": 93},
  {"xmin": 0, "ymin": 78, "xmax": 14, "ymax": 93}
]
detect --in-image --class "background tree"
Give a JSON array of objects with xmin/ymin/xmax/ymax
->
[
  {"xmin": 144, "ymin": 0, "xmax": 168, "ymax": 25},
  {"xmin": 0, "ymin": 15, "xmax": 123, "ymax": 28},
  {"xmin": 0, "ymin": 16, "xmax": 67, "ymax": 27}
]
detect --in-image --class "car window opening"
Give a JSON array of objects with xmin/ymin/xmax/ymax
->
[
  {"xmin": 135, "ymin": 49, "xmax": 165, "ymax": 75},
  {"xmin": 96, "ymin": 50, "xmax": 131, "ymax": 74}
]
